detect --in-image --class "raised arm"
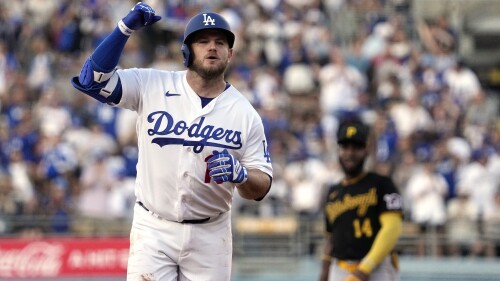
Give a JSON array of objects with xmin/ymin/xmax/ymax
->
[{"xmin": 70, "ymin": 2, "xmax": 161, "ymax": 104}]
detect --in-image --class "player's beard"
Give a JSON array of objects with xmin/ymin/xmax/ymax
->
[
  {"xmin": 339, "ymin": 157, "xmax": 365, "ymax": 178},
  {"xmin": 190, "ymin": 58, "xmax": 228, "ymax": 80}
]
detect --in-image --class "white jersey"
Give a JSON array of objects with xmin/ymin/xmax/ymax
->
[{"xmin": 116, "ymin": 69, "xmax": 273, "ymax": 222}]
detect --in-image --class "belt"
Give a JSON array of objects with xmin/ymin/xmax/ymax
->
[
  {"xmin": 136, "ymin": 201, "xmax": 210, "ymax": 224},
  {"xmin": 334, "ymin": 259, "xmax": 360, "ymax": 273}
]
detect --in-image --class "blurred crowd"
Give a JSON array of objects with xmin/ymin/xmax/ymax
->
[{"xmin": 0, "ymin": 0, "xmax": 499, "ymax": 256}]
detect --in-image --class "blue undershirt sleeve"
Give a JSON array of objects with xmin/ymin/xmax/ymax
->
[{"xmin": 90, "ymin": 27, "xmax": 130, "ymax": 72}]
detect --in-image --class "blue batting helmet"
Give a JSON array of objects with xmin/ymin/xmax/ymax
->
[{"xmin": 181, "ymin": 12, "xmax": 235, "ymax": 67}]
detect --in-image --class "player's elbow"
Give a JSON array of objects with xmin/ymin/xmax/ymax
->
[
  {"xmin": 70, "ymin": 57, "xmax": 123, "ymax": 105},
  {"xmin": 71, "ymin": 76, "xmax": 123, "ymax": 105},
  {"xmin": 237, "ymin": 188, "xmax": 268, "ymax": 201}
]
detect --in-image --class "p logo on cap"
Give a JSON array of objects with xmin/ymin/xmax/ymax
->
[
  {"xmin": 337, "ymin": 121, "xmax": 369, "ymax": 145},
  {"xmin": 346, "ymin": 126, "xmax": 357, "ymax": 138}
]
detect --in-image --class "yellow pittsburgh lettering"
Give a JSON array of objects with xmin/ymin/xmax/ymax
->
[{"xmin": 325, "ymin": 188, "xmax": 378, "ymax": 224}]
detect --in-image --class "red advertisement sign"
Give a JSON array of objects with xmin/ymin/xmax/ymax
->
[{"xmin": 0, "ymin": 237, "xmax": 129, "ymax": 278}]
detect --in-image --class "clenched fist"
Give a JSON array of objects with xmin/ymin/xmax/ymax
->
[{"xmin": 119, "ymin": 2, "xmax": 161, "ymax": 35}]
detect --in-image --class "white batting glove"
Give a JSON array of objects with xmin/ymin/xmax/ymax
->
[{"xmin": 207, "ymin": 149, "xmax": 248, "ymax": 184}]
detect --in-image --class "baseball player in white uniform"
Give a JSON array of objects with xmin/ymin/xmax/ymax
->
[{"xmin": 70, "ymin": 3, "xmax": 273, "ymax": 281}]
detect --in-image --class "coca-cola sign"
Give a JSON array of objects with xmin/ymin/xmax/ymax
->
[
  {"xmin": 0, "ymin": 241, "xmax": 63, "ymax": 277},
  {"xmin": 0, "ymin": 237, "xmax": 129, "ymax": 278}
]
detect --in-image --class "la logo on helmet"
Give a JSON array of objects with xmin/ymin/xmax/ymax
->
[{"xmin": 202, "ymin": 14, "xmax": 216, "ymax": 26}]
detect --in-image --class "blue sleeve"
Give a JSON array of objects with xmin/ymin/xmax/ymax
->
[
  {"xmin": 71, "ymin": 27, "xmax": 128, "ymax": 104},
  {"xmin": 90, "ymin": 27, "xmax": 130, "ymax": 72}
]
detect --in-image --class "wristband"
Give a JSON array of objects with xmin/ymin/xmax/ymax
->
[
  {"xmin": 118, "ymin": 20, "xmax": 134, "ymax": 36},
  {"xmin": 322, "ymin": 254, "xmax": 332, "ymax": 262}
]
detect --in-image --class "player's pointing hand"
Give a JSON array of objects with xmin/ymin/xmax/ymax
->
[
  {"xmin": 208, "ymin": 149, "xmax": 248, "ymax": 184},
  {"xmin": 119, "ymin": 2, "xmax": 161, "ymax": 35}
]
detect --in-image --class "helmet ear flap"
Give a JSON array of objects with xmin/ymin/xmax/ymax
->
[{"xmin": 181, "ymin": 44, "xmax": 191, "ymax": 67}]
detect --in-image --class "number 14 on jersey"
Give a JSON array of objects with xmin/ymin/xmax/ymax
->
[{"xmin": 353, "ymin": 218, "xmax": 373, "ymax": 238}]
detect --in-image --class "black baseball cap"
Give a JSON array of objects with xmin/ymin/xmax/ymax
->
[{"xmin": 337, "ymin": 121, "xmax": 369, "ymax": 145}]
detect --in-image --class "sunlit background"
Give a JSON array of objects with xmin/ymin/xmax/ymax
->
[{"xmin": 0, "ymin": 0, "xmax": 499, "ymax": 280}]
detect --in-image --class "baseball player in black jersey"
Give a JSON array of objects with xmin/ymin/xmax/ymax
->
[{"xmin": 319, "ymin": 120, "xmax": 403, "ymax": 281}]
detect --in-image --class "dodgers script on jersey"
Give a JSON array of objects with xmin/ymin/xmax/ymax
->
[{"xmin": 115, "ymin": 69, "xmax": 273, "ymax": 222}]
